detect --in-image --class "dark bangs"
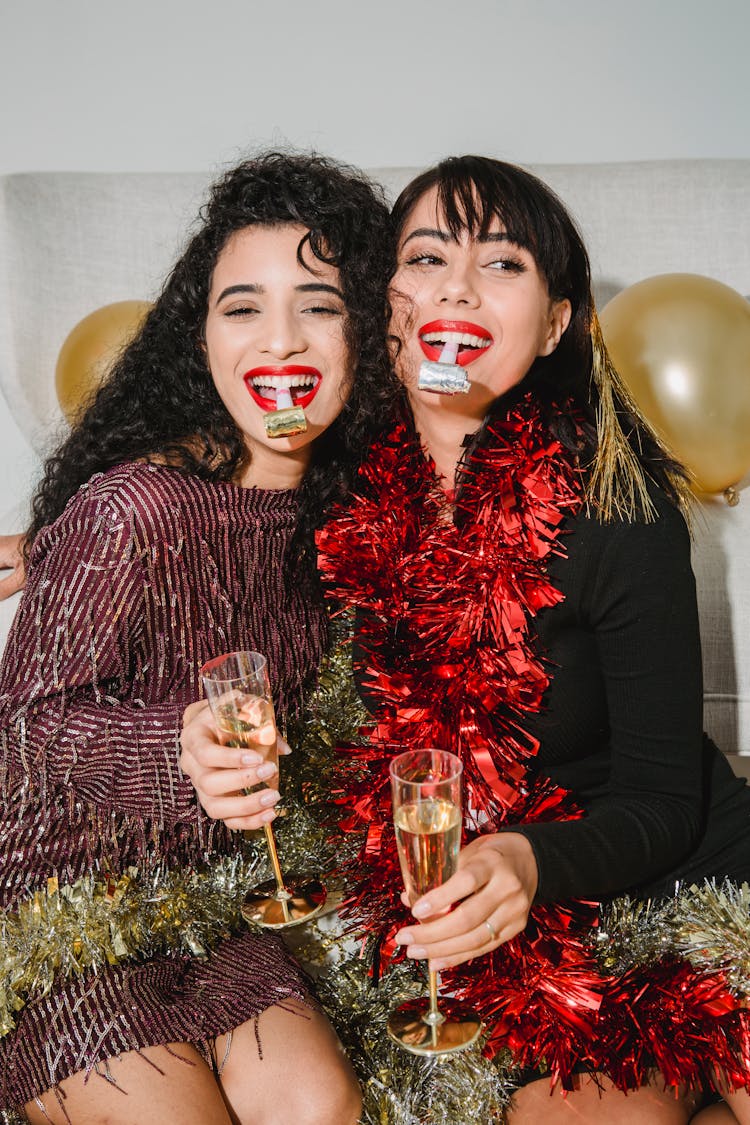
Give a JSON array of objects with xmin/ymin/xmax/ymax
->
[{"xmin": 391, "ymin": 155, "xmax": 590, "ymax": 309}]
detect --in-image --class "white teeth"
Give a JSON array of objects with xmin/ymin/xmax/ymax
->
[
  {"xmin": 251, "ymin": 374, "xmax": 315, "ymax": 389},
  {"xmin": 421, "ymin": 331, "xmax": 490, "ymax": 347}
]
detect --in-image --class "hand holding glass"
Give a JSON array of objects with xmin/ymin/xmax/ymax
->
[
  {"xmin": 201, "ymin": 650, "xmax": 326, "ymax": 929},
  {"xmin": 387, "ymin": 749, "xmax": 482, "ymax": 1055}
]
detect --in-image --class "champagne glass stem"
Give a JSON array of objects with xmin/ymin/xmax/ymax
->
[
  {"xmin": 263, "ymin": 823, "xmax": 291, "ymax": 899},
  {"xmin": 425, "ymin": 969, "xmax": 445, "ymax": 1027}
]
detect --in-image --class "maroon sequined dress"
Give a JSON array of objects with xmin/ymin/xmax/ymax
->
[{"xmin": 0, "ymin": 463, "xmax": 328, "ymax": 1110}]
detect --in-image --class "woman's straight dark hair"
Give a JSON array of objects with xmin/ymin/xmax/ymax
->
[{"xmin": 390, "ymin": 155, "xmax": 688, "ymax": 512}]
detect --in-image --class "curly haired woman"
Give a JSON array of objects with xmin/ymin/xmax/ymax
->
[{"xmin": 0, "ymin": 151, "xmax": 394, "ymax": 1125}]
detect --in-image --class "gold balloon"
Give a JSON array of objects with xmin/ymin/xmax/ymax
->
[
  {"xmin": 600, "ymin": 274, "xmax": 750, "ymax": 495},
  {"xmin": 55, "ymin": 300, "xmax": 152, "ymax": 422}
]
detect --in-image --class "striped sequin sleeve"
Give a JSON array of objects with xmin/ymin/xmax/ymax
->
[{"xmin": 0, "ymin": 485, "xmax": 196, "ymax": 824}]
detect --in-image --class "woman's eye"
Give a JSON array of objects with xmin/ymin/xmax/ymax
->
[
  {"xmin": 487, "ymin": 256, "xmax": 525, "ymax": 273},
  {"xmin": 403, "ymin": 252, "xmax": 445, "ymax": 267},
  {"xmin": 304, "ymin": 304, "xmax": 342, "ymax": 316},
  {"xmin": 223, "ymin": 305, "xmax": 258, "ymax": 317}
]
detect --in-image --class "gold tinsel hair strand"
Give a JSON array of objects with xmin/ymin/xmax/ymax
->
[{"xmin": 586, "ymin": 306, "xmax": 693, "ymax": 524}]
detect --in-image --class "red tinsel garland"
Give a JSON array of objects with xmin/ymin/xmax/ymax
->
[{"xmin": 316, "ymin": 395, "xmax": 749, "ymax": 1092}]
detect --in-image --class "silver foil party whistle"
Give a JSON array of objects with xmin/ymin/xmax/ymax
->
[{"xmin": 418, "ymin": 342, "xmax": 470, "ymax": 395}]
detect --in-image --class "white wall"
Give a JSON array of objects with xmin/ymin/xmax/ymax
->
[{"xmin": 1, "ymin": 0, "xmax": 748, "ymax": 518}]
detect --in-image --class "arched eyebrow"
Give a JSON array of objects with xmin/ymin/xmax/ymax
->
[
  {"xmin": 214, "ymin": 282, "xmax": 344, "ymax": 304},
  {"xmin": 401, "ymin": 227, "xmax": 513, "ymax": 247}
]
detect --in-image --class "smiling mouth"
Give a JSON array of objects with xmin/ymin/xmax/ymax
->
[
  {"xmin": 243, "ymin": 367, "xmax": 322, "ymax": 410},
  {"xmin": 418, "ymin": 321, "xmax": 493, "ymax": 368}
]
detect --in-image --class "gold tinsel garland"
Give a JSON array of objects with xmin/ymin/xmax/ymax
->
[
  {"xmin": 0, "ymin": 617, "xmax": 368, "ymax": 1044},
  {"xmin": 0, "ymin": 853, "xmax": 263, "ymax": 1039}
]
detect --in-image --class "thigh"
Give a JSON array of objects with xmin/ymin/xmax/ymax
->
[
  {"xmin": 691, "ymin": 1107, "xmax": 742, "ymax": 1123},
  {"xmin": 719, "ymin": 1088, "xmax": 750, "ymax": 1124},
  {"xmin": 25, "ymin": 1042, "xmax": 232, "ymax": 1125},
  {"xmin": 507, "ymin": 1071, "xmax": 701, "ymax": 1124},
  {"xmin": 216, "ymin": 1000, "xmax": 361, "ymax": 1125}
]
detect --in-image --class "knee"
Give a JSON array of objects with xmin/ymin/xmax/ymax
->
[{"xmin": 296, "ymin": 1065, "xmax": 362, "ymax": 1125}]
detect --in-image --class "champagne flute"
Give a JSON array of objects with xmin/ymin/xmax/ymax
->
[
  {"xmin": 387, "ymin": 749, "xmax": 482, "ymax": 1055},
  {"xmin": 201, "ymin": 650, "xmax": 326, "ymax": 929}
]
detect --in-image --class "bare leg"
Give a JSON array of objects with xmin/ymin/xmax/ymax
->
[
  {"xmin": 693, "ymin": 1089, "xmax": 750, "ymax": 1124},
  {"xmin": 216, "ymin": 1000, "xmax": 361, "ymax": 1125},
  {"xmin": 507, "ymin": 1072, "xmax": 701, "ymax": 1124},
  {"xmin": 691, "ymin": 1107, "xmax": 741, "ymax": 1123},
  {"xmin": 25, "ymin": 1042, "xmax": 233, "ymax": 1125}
]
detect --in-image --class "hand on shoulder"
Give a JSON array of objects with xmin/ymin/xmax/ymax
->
[{"xmin": 0, "ymin": 533, "xmax": 25, "ymax": 599}]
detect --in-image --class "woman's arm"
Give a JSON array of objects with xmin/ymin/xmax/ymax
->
[
  {"xmin": 396, "ymin": 498, "xmax": 706, "ymax": 967},
  {"xmin": 0, "ymin": 487, "xmax": 196, "ymax": 823},
  {"xmin": 514, "ymin": 498, "xmax": 704, "ymax": 903}
]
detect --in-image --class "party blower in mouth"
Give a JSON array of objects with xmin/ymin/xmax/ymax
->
[
  {"xmin": 244, "ymin": 367, "xmax": 318, "ymax": 438},
  {"xmin": 418, "ymin": 342, "xmax": 469, "ymax": 394},
  {"xmin": 264, "ymin": 386, "xmax": 307, "ymax": 438},
  {"xmin": 417, "ymin": 322, "xmax": 492, "ymax": 395}
]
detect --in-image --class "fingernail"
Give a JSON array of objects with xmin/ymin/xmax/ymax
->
[
  {"xmin": 259, "ymin": 790, "xmax": 279, "ymax": 807},
  {"xmin": 397, "ymin": 930, "xmax": 413, "ymax": 945},
  {"xmin": 412, "ymin": 900, "xmax": 432, "ymax": 918},
  {"xmin": 256, "ymin": 763, "xmax": 277, "ymax": 781},
  {"xmin": 241, "ymin": 753, "xmax": 261, "ymax": 766},
  {"xmin": 260, "ymin": 808, "xmax": 276, "ymax": 823},
  {"xmin": 408, "ymin": 945, "xmax": 427, "ymax": 959}
]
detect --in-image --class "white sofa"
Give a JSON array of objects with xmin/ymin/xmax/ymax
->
[{"xmin": 1, "ymin": 160, "xmax": 749, "ymax": 775}]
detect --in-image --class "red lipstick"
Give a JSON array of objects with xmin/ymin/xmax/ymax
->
[
  {"xmin": 243, "ymin": 365, "xmax": 322, "ymax": 411},
  {"xmin": 418, "ymin": 320, "xmax": 493, "ymax": 367}
]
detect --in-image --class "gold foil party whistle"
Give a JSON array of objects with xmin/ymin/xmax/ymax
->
[
  {"xmin": 418, "ymin": 342, "xmax": 470, "ymax": 395},
  {"xmin": 263, "ymin": 386, "xmax": 307, "ymax": 439}
]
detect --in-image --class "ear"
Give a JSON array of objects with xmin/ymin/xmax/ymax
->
[{"xmin": 538, "ymin": 298, "xmax": 572, "ymax": 357}]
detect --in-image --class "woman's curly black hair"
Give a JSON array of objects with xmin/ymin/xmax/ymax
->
[
  {"xmin": 27, "ymin": 151, "xmax": 398, "ymax": 585},
  {"xmin": 390, "ymin": 155, "xmax": 688, "ymax": 510}
]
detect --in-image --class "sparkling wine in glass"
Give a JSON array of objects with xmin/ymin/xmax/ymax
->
[
  {"xmin": 387, "ymin": 749, "xmax": 482, "ymax": 1055},
  {"xmin": 201, "ymin": 650, "xmax": 326, "ymax": 929}
]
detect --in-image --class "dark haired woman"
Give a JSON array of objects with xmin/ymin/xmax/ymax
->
[
  {"xmin": 348, "ymin": 157, "xmax": 750, "ymax": 1123},
  {"xmin": 184, "ymin": 156, "xmax": 750, "ymax": 1123},
  {"xmin": 0, "ymin": 151, "xmax": 394, "ymax": 1124}
]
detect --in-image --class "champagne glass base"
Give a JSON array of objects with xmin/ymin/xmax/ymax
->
[
  {"xmin": 387, "ymin": 998, "xmax": 483, "ymax": 1056},
  {"xmin": 241, "ymin": 877, "xmax": 326, "ymax": 929}
]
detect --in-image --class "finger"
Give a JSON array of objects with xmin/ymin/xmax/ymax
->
[
  {"xmin": 277, "ymin": 734, "xmax": 292, "ymax": 757},
  {"xmin": 0, "ymin": 568, "xmax": 24, "ymax": 600},
  {"xmin": 397, "ymin": 885, "xmax": 498, "ymax": 948},
  {"xmin": 410, "ymin": 913, "xmax": 521, "ymax": 970},
  {"xmin": 179, "ymin": 736, "xmax": 251, "ymax": 772},
  {"xmin": 0, "ymin": 533, "xmax": 24, "ymax": 565},
  {"xmin": 409, "ymin": 863, "xmax": 492, "ymax": 920},
  {"xmin": 180, "ymin": 710, "xmax": 268, "ymax": 769},
  {"xmin": 223, "ymin": 808, "xmax": 279, "ymax": 832},
  {"xmin": 192, "ymin": 761, "xmax": 279, "ymax": 798},
  {"xmin": 198, "ymin": 787, "xmax": 280, "ymax": 824}
]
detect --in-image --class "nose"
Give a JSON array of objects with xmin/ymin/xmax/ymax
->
[
  {"xmin": 435, "ymin": 260, "xmax": 480, "ymax": 308},
  {"xmin": 258, "ymin": 306, "xmax": 306, "ymax": 359}
]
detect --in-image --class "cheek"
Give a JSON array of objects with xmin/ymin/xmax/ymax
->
[{"xmin": 203, "ymin": 322, "xmax": 228, "ymax": 376}]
